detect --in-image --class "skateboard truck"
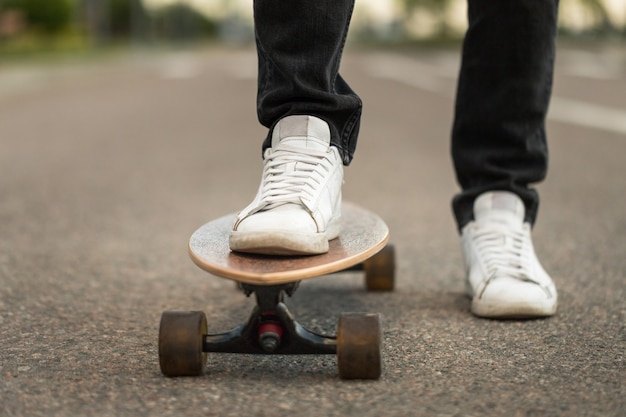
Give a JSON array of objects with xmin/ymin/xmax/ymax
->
[
  {"xmin": 201, "ymin": 283, "xmax": 337, "ymax": 355},
  {"xmin": 159, "ymin": 252, "xmax": 394, "ymax": 380}
]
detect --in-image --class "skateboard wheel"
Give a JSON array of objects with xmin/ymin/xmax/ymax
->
[
  {"xmin": 336, "ymin": 312, "xmax": 382, "ymax": 380},
  {"xmin": 159, "ymin": 310, "xmax": 207, "ymax": 377},
  {"xmin": 364, "ymin": 244, "xmax": 395, "ymax": 291}
]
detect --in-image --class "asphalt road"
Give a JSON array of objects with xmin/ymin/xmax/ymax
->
[{"xmin": 1, "ymin": 43, "xmax": 624, "ymax": 416}]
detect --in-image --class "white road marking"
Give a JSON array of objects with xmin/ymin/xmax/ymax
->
[
  {"xmin": 558, "ymin": 49, "xmax": 624, "ymax": 81},
  {"xmin": 549, "ymin": 97, "xmax": 626, "ymax": 135},
  {"xmin": 158, "ymin": 54, "xmax": 204, "ymax": 79},
  {"xmin": 362, "ymin": 53, "xmax": 626, "ymax": 136},
  {"xmin": 362, "ymin": 54, "xmax": 453, "ymax": 96}
]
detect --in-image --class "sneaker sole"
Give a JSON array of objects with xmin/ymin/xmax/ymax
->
[
  {"xmin": 471, "ymin": 299, "xmax": 557, "ymax": 319},
  {"xmin": 229, "ymin": 216, "xmax": 341, "ymax": 256},
  {"xmin": 229, "ymin": 230, "xmax": 331, "ymax": 256}
]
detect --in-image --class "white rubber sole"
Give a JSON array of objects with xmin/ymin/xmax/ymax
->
[
  {"xmin": 229, "ymin": 217, "xmax": 341, "ymax": 256},
  {"xmin": 471, "ymin": 298, "xmax": 557, "ymax": 319}
]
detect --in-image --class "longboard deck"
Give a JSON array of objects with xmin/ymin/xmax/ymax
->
[{"xmin": 189, "ymin": 202, "xmax": 389, "ymax": 285}]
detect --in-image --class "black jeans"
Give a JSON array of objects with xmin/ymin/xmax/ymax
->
[{"xmin": 253, "ymin": 0, "xmax": 558, "ymax": 230}]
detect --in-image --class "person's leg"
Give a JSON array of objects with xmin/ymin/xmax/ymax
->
[
  {"xmin": 230, "ymin": 1, "xmax": 359, "ymax": 255},
  {"xmin": 254, "ymin": 0, "xmax": 362, "ymax": 165},
  {"xmin": 451, "ymin": 0, "xmax": 558, "ymax": 229},
  {"xmin": 451, "ymin": 0, "xmax": 559, "ymax": 318}
]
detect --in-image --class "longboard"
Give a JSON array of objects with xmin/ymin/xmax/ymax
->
[
  {"xmin": 188, "ymin": 202, "xmax": 390, "ymax": 285},
  {"xmin": 159, "ymin": 202, "xmax": 394, "ymax": 380}
]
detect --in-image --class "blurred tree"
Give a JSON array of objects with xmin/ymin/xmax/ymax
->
[
  {"xmin": 80, "ymin": 0, "xmax": 151, "ymax": 44},
  {"xmin": 399, "ymin": 0, "xmax": 454, "ymax": 38},
  {"xmin": 151, "ymin": 3, "xmax": 217, "ymax": 41},
  {"xmin": 2, "ymin": 0, "xmax": 73, "ymax": 34},
  {"xmin": 399, "ymin": 0, "xmax": 619, "ymax": 38},
  {"xmin": 109, "ymin": 0, "xmax": 148, "ymax": 38},
  {"xmin": 577, "ymin": 0, "xmax": 615, "ymax": 34},
  {"xmin": 402, "ymin": 0, "xmax": 451, "ymax": 13},
  {"xmin": 82, "ymin": 0, "xmax": 110, "ymax": 43}
]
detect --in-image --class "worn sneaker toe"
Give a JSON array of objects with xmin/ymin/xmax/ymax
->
[
  {"xmin": 471, "ymin": 277, "xmax": 557, "ymax": 318},
  {"xmin": 230, "ymin": 204, "xmax": 329, "ymax": 255}
]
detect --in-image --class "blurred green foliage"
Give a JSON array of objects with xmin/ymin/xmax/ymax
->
[
  {"xmin": 1, "ymin": 0, "xmax": 73, "ymax": 34},
  {"xmin": 150, "ymin": 3, "xmax": 217, "ymax": 40},
  {"xmin": 0, "ymin": 0, "xmax": 622, "ymax": 56},
  {"xmin": 0, "ymin": 0, "xmax": 216, "ymax": 37}
]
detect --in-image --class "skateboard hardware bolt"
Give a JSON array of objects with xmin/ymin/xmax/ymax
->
[{"xmin": 258, "ymin": 323, "xmax": 283, "ymax": 353}]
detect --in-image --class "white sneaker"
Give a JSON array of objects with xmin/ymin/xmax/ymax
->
[
  {"xmin": 229, "ymin": 115, "xmax": 343, "ymax": 255},
  {"xmin": 461, "ymin": 191, "xmax": 558, "ymax": 318}
]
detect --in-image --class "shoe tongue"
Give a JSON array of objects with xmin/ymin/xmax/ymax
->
[
  {"xmin": 271, "ymin": 115, "xmax": 331, "ymax": 151},
  {"xmin": 474, "ymin": 191, "xmax": 525, "ymax": 227}
]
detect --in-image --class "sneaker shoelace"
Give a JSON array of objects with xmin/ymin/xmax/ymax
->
[
  {"xmin": 258, "ymin": 144, "xmax": 333, "ymax": 211},
  {"xmin": 472, "ymin": 224, "xmax": 537, "ymax": 285}
]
